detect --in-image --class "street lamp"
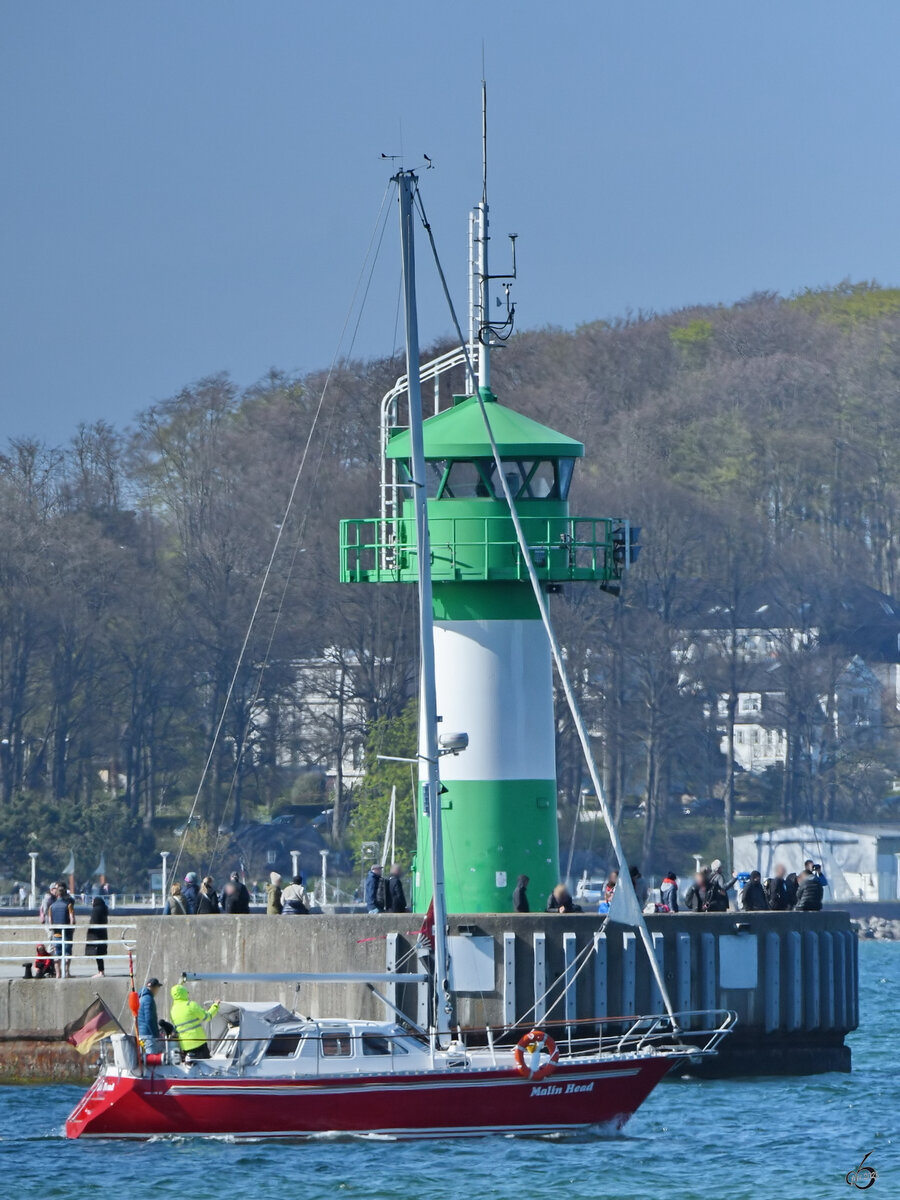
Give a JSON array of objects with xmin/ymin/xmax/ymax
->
[
  {"xmin": 160, "ymin": 851, "xmax": 170, "ymax": 909},
  {"xmin": 28, "ymin": 852, "xmax": 38, "ymax": 910},
  {"xmin": 290, "ymin": 849, "xmax": 300, "ymax": 879}
]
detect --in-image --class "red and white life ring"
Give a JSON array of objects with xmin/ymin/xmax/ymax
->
[{"xmin": 513, "ymin": 1028, "xmax": 559, "ymax": 1081}]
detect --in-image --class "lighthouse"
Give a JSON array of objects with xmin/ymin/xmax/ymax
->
[
  {"xmin": 341, "ymin": 380, "xmax": 636, "ymax": 913},
  {"xmin": 339, "ymin": 125, "xmax": 636, "ymax": 912}
]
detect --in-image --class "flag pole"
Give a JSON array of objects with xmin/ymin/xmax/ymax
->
[{"xmin": 126, "ymin": 950, "xmax": 142, "ymax": 1065}]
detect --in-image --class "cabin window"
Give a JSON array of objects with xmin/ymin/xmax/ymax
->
[
  {"xmin": 409, "ymin": 456, "xmax": 575, "ymax": 500},
  {"xmin": 320, "ymin": 1032, "xmax": 353, "ymax": 1057},
  {"xmin": 557, "ymin": 458, "xmax": 575, "ymax": 499},
  {"xmin": 264, "ymin": 1034, "xmax": 303, "ymax": 1057},
  {"xmin": 441, "ymin": 459, "xmax": 495, "ymax": 499},
  {"xmin": 499, "ymin": 460, "xmax": 570, "ymax": 501},
  {"xmin": 361, "ymin": 1034, "xmax": 409, "ymax": 1056}
]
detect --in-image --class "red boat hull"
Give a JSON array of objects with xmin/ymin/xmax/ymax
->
[{"xmin": 66, "ymin": 1056, "xmax": 674, "ymax": 1139}]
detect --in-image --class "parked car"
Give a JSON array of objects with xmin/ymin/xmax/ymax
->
[
  {"xmin": 680, "ymin": 796, "xmax": 723, "ymax": 817},
  {"xmin": 575, "ymin": 877, "xmax": 609, "ymax": 905}
]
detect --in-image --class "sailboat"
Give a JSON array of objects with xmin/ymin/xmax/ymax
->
[{"xmin": 66, "ymin": 112, "xmax": 734, "ymax": 1142}]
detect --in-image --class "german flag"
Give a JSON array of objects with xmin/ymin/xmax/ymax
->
[{"xmin": 64, "ymin": 998, "xmax": 123, "ymax": 1055}]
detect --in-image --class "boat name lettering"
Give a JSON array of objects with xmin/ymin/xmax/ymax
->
[{"xmin": 529, "ymin": 1081, "xmax": 594, "ymax": 1097}]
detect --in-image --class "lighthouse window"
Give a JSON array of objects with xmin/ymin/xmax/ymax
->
[
  {"xmin": 411, "ymin": 461, "xmax": 444, "ymax": 498},
  {"xmin": 557, "ymin": 458, "xmax": 575, "ymax": 499},
  {"xmin": 440, "ymin": 459, "xmax": 496, "ymax": 499},
  {"xmin": 518, "ymin": 461, "xmax": 556, "ymax": 499}
]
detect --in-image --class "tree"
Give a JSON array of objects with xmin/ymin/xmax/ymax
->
[{"xmin": 347, "ymin": 701, "xmax": 417, "ymax": 868}]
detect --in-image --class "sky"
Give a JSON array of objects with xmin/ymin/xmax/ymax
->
[{"xmin": 4, "ymin": 1, "xmax": 900, "ymax": 440}]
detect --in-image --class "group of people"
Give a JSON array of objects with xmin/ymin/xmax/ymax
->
[
  {"xmin": 507, "ymin": 856, "xmax": 828, "ymax": 917},
  {"xmin": 680, "ymin": 859, "xmax": 827, "ymax": 913},
  {"xmin": 164, "ymin": 871, "xmax": 252, "ymax": 915},
  {"xmin": 137, "ymin": 977, "xmax": 221, "ymax": 1061},
  {"xmin": 736, "ymin": 861, "xmax": 827, "ymax": 912},
  {"xmin": 164, "ymin": 870, "xmax": 318, "ymax": 915},
  {"xmin": 30, "ymin": 881, "xmax": 109, "ymax": 978},
  {"xmin": 364, "ymin": 863, "xmax": 409, "ymax": 913}
]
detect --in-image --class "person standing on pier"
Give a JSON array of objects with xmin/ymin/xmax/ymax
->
[
  {"xmin": 196, "ymin": 876, "xmax": 220, "ymax": 914},
  {"xmin": 39, "ymin": 882, "xmax": 58, "ymax": 926},
  {"xmin": 684, "ymin": 870, "xmax": 709, "ymax": 912},
  {"xmin": 386, "ymin": 864, "xmax": 408, "ymax": 913},
  {"xmin": 764, "ymin": 864, "xmax": 790, "ymax": 910},
  {"xmin": 222, "ymin": 872, "xmax": 251, "ymax": 913},
  {"xmin": 660, "ymin": 870, "xmax": 679, "ymax": 912},
  {"xmin": 794, "ymin": 869, "xmax": 824, "ymax": 911},
  {"xmin": 706, "ymin": 860, "xmax": 737, "ymax": 911},
  {"xmin": 740, "ymin": 871, "xmax": 769, "ymax": 911},
  {"xmin": 85, "ymin": 895, "xmax": 109, "ymax": 976},
  {"xmin": 164, "ymin": 883, "xmax": 187, "ymax": 915},
  {"xmin": 266, "ymin": 872, "xmax": 283, "ymax": 914},
  {"xmin": 513, "ymin": 874, "xmax": 530, "ymax": 912},
  {"xmin": 365, "ymin": 864, "xmax": 384, "ymax": 914},
  {"xmin": 281, "ymin": 875, "xmax": 309, "ymax": 914},
  {"xmin": 804, "ymin": 860, "xmax": 829, "ymax": 891},
  {"xmin": 49, "ymin": 882, "xmax": 75, "ymax": 978},
  {"xmin": 182, "ymin": 873, "xmax": 201, "ymax": 914}
]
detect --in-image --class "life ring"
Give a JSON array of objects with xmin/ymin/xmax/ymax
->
[{"xmin": 513, "ymin": 1028, "xmax": 559, "ymax": 1080}]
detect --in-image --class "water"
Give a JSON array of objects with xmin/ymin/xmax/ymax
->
[{"xmin": 1, "ymin": 943, "xmax": 896, "ymax": 1200}]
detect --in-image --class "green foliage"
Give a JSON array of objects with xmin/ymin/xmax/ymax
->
[
  {"xmin": 669, "ymin": 408, "xmax": 757, "ymax": 497},
  {"xmin": 0, "ymin": 790, "xmax": 155, "ymax": 889},
  {"xmin": 669, "ymin": 318, "xmax": 713, "ymax": 366},
  {"xmin": 347, "ymin": 701, "xmax": 417, "ymax": 869},
  {"xmin": 789, "ymin": 281, "xmax": 900, "ymax": 328}
]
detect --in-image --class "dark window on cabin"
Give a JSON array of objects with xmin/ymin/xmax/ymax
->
[
  {"xmin": 320, "ymin": 1033, "xmax": 353, "ymax": 1057},
  {"xmin": 264, "ymin": 1034, "xmax": 303, "ymax": 1057},
  {"xmin": 410, "ymin": 456, "xmax": 575, "ymax": 501},
  {"xmin": 557, "ymin": 458, "xmax": 575, "ymax": 499},
  {"xmin": 361, "ymin": 1034, "xmax": 410, "ymax": 1056}
]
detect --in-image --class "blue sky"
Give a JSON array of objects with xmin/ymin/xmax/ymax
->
[{"xmin": 3, "ymin": 1, "xmax": 900, "ymax": 439}]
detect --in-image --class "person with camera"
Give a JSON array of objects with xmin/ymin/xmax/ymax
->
[{"xmin": 794, "ymin": 867, "xmax": 824, "ymax": 911}]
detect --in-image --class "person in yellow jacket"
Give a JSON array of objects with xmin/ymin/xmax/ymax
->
[{"xmin": 169, "ymin": 983, "xmax": 220, "ymax": 1059}]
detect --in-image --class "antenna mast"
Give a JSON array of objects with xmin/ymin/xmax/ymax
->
[{"xmin": 477, "ymin": 80, "xmax": 491, "ymax": 394}]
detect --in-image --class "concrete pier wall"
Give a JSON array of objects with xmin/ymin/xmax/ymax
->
[{"xmin": 0, "ymin": 910, "xmax": 858, "ymax": 1082}]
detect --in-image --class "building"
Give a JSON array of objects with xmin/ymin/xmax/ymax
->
[
  {"xmin": 733, "ymin": 822, "xmax": 900, "ymax": 902},
  {"xmin": 678, "ymin": 581, "xmax": 899, "ymax": 776}
]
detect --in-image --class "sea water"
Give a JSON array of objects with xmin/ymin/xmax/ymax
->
[{"xmin": 0, "ymin": 942, "xmax": 896, "ymax": 1200}]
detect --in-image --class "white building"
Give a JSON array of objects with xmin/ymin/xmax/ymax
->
[
  {"xmin": 733, "ymin": 822, "xmax": 900, "ymax": 902},
  {"xmin": 715, "ymin": 655, "xmax": 883, "ymax": 774}
]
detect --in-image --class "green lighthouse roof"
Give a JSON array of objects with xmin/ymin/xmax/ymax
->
[{"xmin": 385, "ymin": 391, "xmax": 584, "ymax": 460}]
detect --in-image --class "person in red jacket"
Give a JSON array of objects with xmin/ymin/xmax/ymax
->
[{"xmin": 33, "ymin": 943, "xmax": 55, "ymax": 978}]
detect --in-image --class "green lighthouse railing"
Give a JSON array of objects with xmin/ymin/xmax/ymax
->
[{"xmin": 340, "ymin": 514, "xmax": 634, "ymax": 585}]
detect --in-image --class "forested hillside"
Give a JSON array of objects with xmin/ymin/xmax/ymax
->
[{"xmin": 3, "ymin": 281, "xmax": 900, "ymax": 885}]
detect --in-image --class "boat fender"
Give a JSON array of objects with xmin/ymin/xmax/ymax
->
[
  {"xmin": 145, "ymin": 1053, "xmax": 163, "ymax": 1066},
  {"xmin": 513, "ymin": 1029, "xmax": 559, "ymax": 1081}
]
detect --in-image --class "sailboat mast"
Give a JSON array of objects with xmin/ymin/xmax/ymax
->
[{"xmin": 396, "ymin": 171, "xmax": 452, "ymax": 1042}]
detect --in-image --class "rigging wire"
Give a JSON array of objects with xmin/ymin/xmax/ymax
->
[
  {"xmin": 138, "ymin": 181, "xmax": 394, "ymax": 988},
  {"xmin": 414, "ymin": 178, "xmax": 679, "ymax": 1028},
  {"xmin": 207, "ymin": 187, "xmax": 396, "ymax": 875}
]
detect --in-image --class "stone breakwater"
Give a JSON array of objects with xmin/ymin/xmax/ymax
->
[{"xmin": 852, "ymin": 916, "xmax": 900, "ymax": 941}]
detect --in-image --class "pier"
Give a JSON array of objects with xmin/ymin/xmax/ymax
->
[{"xmin": 0, "ymin": 910, "xmax": 857, "ymax": 1082}]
